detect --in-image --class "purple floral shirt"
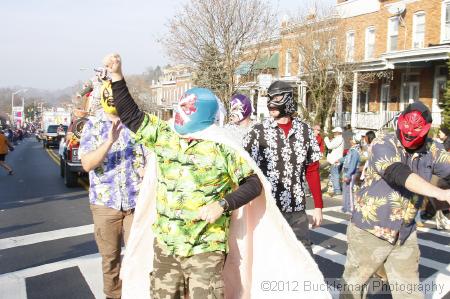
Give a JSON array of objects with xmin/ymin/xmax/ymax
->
[{"xmin": 79, "ymin": 113, "xmax": 146, "ymax": 211}]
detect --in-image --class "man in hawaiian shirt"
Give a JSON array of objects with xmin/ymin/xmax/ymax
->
[
  {"xmin": 103, "ymin": 53, "xmax": 262, "ymax": 299},
  {"xmin": 80, "ymin": 109, "xmax": 146, "ymax": 299},
  {"xmin": 243, "ymin": 80, "xmax": 323, "ymax": 256},
  {"xmin": 340, "ymin": 101, "xmax": 450, "ymax": 299}
]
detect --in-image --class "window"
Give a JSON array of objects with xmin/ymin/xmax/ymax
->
[
  {"xmin": 328, "ymin": 38, "xmax": 337, "ymax": 58},
  {"xmin": 346, "ymin": 31, "xmax": 355, "ymax": 62},
  {"xmin": 365, "ymin": 27, "xmax": 376, "ymax": 59},
  {"xmin": 401, "ymin": 73, "xmax": 420, "ymax": 110},
  {"xmin": 312, "ymin": 41, "xmax": 320, "ymax": 69},
  {"xmin": 387, "ymin": 17, "xmax": 399, "ymax": 51},
  {"xmin": 412, "ymin": 12, "xmax": 425, "ymax": 48},
  {"xmin": 285, "ymin": 50, "xmax": 291, "ymax": 76},
  {"xmin": 380, "ymin": 84, "xmax": 390, "ymax": 112},
  {"xmin": 358, "ymin": 91, "xmax": 369, "ymax": 112},
  {"xmin": 442, "ymin": 1, "xmax": 450, "ymax": 42}
]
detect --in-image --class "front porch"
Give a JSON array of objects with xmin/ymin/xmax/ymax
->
[
  {"xmin": 343, "ymin": 45, "xmax": 449, "ymax": 131},
  {"xmin": 333, "ymin": 110, "xmax": 443, "ymax": 131}
]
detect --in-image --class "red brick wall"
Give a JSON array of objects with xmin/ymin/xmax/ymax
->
[{"xmin": 343, "ymin": 0, "xmax": 443, "ymax": 62}]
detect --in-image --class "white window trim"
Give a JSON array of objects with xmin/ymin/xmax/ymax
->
[
  {"xmin": 365, "ymin": 26, "xmax": 375, "ymax": 60},
  {"xmin": 387, "ymin": 16, "xmax": 399, "ymax": 52},
  {"xmin": 412, "ymin": 11, "xmax": 425, "ymax": 49},
  {"xmin": 346, "ymin": 30, "xmax": 355, "ymax": 62},
  {"xmin": 441, "ymin": 0, "xmax": 450, "ymax": 43}
]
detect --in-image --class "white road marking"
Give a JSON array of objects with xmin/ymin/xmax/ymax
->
[
  {"xmin": 307, "ymin": 212, "xmax": 450, "ymax": 252},
  {"xmin": 0, "ymin": 224, "xmax": 93, "ymax": 250},
  {"xmin": 0, "ymin": 252, "xmax": 104, "ymax": 299}
]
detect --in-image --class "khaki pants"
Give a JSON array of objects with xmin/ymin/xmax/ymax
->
[
  {"xmin": 340, "ymin": 223, "xmax": 422, "ymax": 299},
  {"xmin": 150, "ymin": 240, "xmax": 225, "ymax": 299},
  {"xmin": 91, "ymin": 204, "xmax": 134, "ymax": 299}
]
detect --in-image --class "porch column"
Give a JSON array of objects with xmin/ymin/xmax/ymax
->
[
  {"xmin": 301, "ymin": 82, "xmax": 307, "ymax": 107},
  {"xmin": 250, "ymin": 88, "xmax": 256, "ymax": 116},
  {"xmin": 336, "ymin": 72, "xmax": 344, "ymax": 127},
  {"xmin": 351, "ymin": 71, "xmax": 358, "ymax": 129}
]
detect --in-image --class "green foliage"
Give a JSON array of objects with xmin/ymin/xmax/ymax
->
[
  {"xmin": 193, "ymin": 45, "xmax": 229, "ymax": 106},
  {"xmin": 442, "ymin": 56, "xmax": 450, "ymax": 129}
]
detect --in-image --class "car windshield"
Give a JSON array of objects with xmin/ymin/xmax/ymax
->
[{"xmin": 47, "ymin": 125, "xmax": 67, "ymax": 133}]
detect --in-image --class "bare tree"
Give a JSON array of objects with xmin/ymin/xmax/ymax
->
[
  {"xmin": 162, "ymin": 0, "xmax": 275, "ymax": 110},
  {"xmin": 285, "ymin": 5, "xmax": 356, "ymax": 130},
  {"xmin": 125, "ymin": 75, "xmax": 155, "ymax": 112}
]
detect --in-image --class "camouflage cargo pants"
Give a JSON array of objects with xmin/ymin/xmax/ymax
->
[
  {"xmin": 340, "ymin": 223, "xmax": 422, "ymax": 299},
  {"xmin": 149, "ymin": 240, "xmax": 225, "ymax": 299}
]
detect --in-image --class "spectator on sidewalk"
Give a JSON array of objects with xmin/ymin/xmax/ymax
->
[
  {"xmin": 79, "ymin": 99, "xmax": 146, "ymax": 298},
  {"xmin": 5, "ymin": 127, "xmax": 13, "ymax": 143},
  {"xmin": 243, "ymin": 80, "xmax": 323, "ymax": 257},
  {"xmin": 313, "ymin": 125, "xmax": 325, "ymax": 154},
  {"xmin": 340, "ymin": 101, "xmax": 450, "ymax": 299},
  {"xmin": 360, "ymin": 130, "xmax": 376, "ymax": 181},
  {"xmin": 342, "ymin": 124, "xmax": 354, "ymax": 156},
  {"xmin": 0, "ymin": 130, "xmax": 14, "ymax": 175},
  {"xmin": 324, "ymin": 127, "xmax": 344, "ymax": 196},
  {"xmin": 340, "ymin": 136, "xmax": 360, "ymax": 214},
  {"xmin": 437, "ymin": 125, "xmax": 450, "ymax": 151}
]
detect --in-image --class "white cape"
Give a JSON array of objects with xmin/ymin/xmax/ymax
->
[{"xmin": 121, "ymin": 123, "xmax": 331, "ymax": 299}]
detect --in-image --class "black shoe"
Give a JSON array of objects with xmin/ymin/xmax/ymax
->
[{"xmin": 8, "ymin": 170, "xmax": 13, "ymax": 175}]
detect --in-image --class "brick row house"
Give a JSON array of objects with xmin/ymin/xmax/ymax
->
[
  {"xmin": 337, "ymin": 0, "xmax": 449, "ymax": 130},
  {"xmin": 240, "ymin": 0, "xmax": 448, "ymax": 129},
  {"xmin": 148, "ymin": 65, "xmax": 193, "ymax": 120}
]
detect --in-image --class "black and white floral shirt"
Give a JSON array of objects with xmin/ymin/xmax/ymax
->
[{"xmin": 243, "ymin": 117, "xmax": 321, "ymax": 212}]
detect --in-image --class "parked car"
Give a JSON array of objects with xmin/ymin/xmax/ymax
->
[
  {"xmin": 59, "ymin": 118, "xmax": 87, "ymax": 187},
  {"xmin": 43, "ymin": 125, "xmax": 67, "ymax": 148}
]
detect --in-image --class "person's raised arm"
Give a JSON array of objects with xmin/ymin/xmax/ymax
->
[{"xmin": 103, "ymin": 53, "xmax": 145, "ymax": 133}]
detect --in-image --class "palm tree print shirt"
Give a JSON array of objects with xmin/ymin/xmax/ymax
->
[
  {"xmin": 353, "ymin": 133, "xmax": 450, "ymax": 244},
  {"xmin": 135, "ymin": 114, "xmax": 254, "ymax": 257}
]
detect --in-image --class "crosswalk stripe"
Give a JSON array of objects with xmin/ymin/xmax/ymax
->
[
  {"xmin": 310, "ymin": 213, "xmax": 450, "ymax": 253},
  {"xmin": 0, "ymin": 224, "xmax": 93, "ymax": 250},
  {"xmin": 313, "ymin": 244, "xmax": 346, "ymax": 265},
  {"xmin": 422, "ymin": 263, "xmax": 450, "ymax": 299},
  {"xmin": 76, "ymin": 254, "xmax": 104, "ymax": 298},
  {"xmin": 320, "ymin": 207, "xmax": 450, "ymax": 237},
  {"xmin": 311, "ymin": 225, "xmax": 448, "ymax": 271},
  {"xmin": 0, "ymin": 276, "xmax": 26, "ymax": 299},
  {"xmin": 417, "ymin": 226, "xmax": 450, "ymax": 238},
  {"xmin": 0, "ymin": 252, "xmax": 104, "ymax": 299}
]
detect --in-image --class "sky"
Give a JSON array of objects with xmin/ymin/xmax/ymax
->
[{"xmin": 0, "ymin": 0, "xmax": 335, "ymax": 90}]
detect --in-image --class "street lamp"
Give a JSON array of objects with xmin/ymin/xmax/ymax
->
[{"xmin": 11, "ymin": 89, "xmax": 27, "ymax": 127}]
